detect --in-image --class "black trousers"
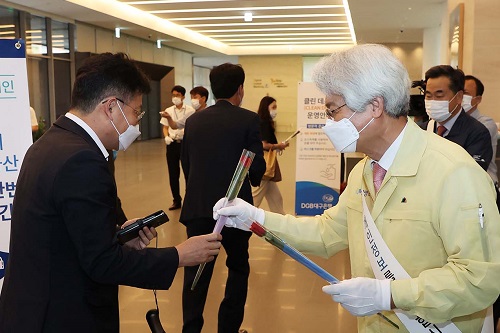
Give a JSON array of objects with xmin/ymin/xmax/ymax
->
[
  {"xmin": 495, "ymin": 298, "xmax": 500, "ymax": 333},
  {"xmin": 166, "ymin": 141, "xmax": 183, "ymax": 203},
  {"xmin": 182, "ymin": 217, "xmax": 251, "ymax": 333}
]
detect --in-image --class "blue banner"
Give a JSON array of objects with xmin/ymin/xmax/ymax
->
[
  {"xmin": 295, "ymin": 181, "xmax": 339, "ymax": 215},
  {"xmin": 0, "ymin": 251, "xmax": 8, "ymax": 279},
  {"xmin": 0, "ymin": 39, "xmax": 25, "ymax": 58}
]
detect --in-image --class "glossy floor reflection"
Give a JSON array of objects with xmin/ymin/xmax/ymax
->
[{"xmin": 115, "ymin": 135, "xmax": 356, "ymax": 333}]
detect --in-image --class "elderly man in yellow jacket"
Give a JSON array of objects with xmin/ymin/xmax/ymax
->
[{"xmin": 214, "ymin": 44, "xmax": 500, "ymax": 333}]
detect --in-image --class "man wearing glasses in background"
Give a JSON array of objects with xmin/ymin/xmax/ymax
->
[{"xmin": 0, "ymin": 53, "xmax": 221, "ymax": 333}]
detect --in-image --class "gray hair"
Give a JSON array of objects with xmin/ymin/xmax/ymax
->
[{"xmin": 312, "ymin": 44, "xmax": 410, "ymax": 117}]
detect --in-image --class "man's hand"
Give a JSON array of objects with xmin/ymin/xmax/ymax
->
[
  {"xmin": 159, "ymin": 111, "xmax": 171, "ymax": 119},
  {"xmin": 213, "ymin": 197, "xmax": 265, "ymax": 231},
  {"xmin": 322, "ymin": 277, "xmax": 392, "ymax": 316},
  {"xmin": 175, "ymin": 233, "xmax": 222, "ymax": 267},
  {"xmin": 159, "ymin": 111, "xmax": 179, "ymax": 129},
  {"xmin": 122, "ymin": 218, "xmax": 157, "ymax": 250},
  {"xmin": 276, "ymin": 141, "xmax": 290, "ymax": 150}
]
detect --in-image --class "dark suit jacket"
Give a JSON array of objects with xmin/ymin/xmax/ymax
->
[
  {"xmin": 180, "ymin": 100, "xmax": 265, "ymax": 223},
  {"xmin": 422, "ymin": 110, "xmax": 493, "ymax": 171},
  {"xmin": 0, "ymin": 116, "xmax": 179, "ymax": 333}
]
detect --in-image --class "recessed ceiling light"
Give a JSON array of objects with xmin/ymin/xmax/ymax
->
[
  {"xmin": 115, "ymin": 28, "xmax": 121, "ymax": 38},
  {"xmin": 148, "ymin": 5, "xmax": 343, "ymax": 14},
  {"xmin": 185, "ymin": 21, "xmax": 347, "ymax": 28},
  {"xmin": 168, "ymin": 14, "xmax": 346, "ymax": 22},
  {"xmin": 244, "ymin": 12, "xmax": 253, "ymax": 22},
  {"xmin": 198, "ymin": 27, "xmax": 351, "ymax": 33}
]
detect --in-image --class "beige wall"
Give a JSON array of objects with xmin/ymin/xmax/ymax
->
[
  {"xmin": 388, "ymin": 43, "xmax": 425, "ymax": 96},
  {"xmin": 239, "ymin": 55, "xmax": 303, "ymax": 132},
  {"xmin": 239, "ymin": 46, "xmax": 422, "ymax": 133},
  {"xmin": 468, "ymin": 1, "xmax": 500, "ymax": 123},
  {"xmin": 385, "ymin": 43, "xmax": 423, "ymax": 81},
  {"xmin": 75, "ymin": 23, "xmax": 193, "ymax": 95},
  {"xmin": 444, "ymin": 0, "xmax": 500, "ymax": 123}
]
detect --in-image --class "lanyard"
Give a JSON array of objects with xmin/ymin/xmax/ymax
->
[{"xmin": 173, "ymin": 106, "xmax": 185, "ymax": 121}]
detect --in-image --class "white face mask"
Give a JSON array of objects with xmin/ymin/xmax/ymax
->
[
  {"xmin": 172, "ymin": 97, "xmax": 182, "ymax": 106},
  {"xmin": 270, "ymin": 109, "xmax": 277, "ymax": 119},
  {"xmin": 425, "ymin": 93, "xmax": 458, "ymax": 123},
  {"xmin": 322, "ymin": 112, "xmax": 374, "ymax": 153},
  {"xmin": 191, "ymin": 98, "xmax": 201, "ymax": 110},
  {"xmin": 110, "ymin": 102, "xmax": 141, "ymax": 151},
  {"xmin": 461, "ymin": 94, "xmax": 475, "ymax": 112}
]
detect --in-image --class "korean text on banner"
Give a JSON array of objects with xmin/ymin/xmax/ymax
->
[
  {"xmin": 295, "ymin": 82, "xmax": 341, "ymax": 216},
  {"xmin": 0, "ymin": 39, "xmax": 32, "ymax": 292}
]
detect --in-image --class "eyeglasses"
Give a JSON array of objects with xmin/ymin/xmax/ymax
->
[
  {"xmin": 116, "ymin": 98, "xmax": 146, "ymax": 120},
  {"xmin": 101, "ymin": 98, "xmax": 146, "ymax": 120},
  {"xmin": 325, "ymin": 103, "xmax": 346, "ymax": 118}
]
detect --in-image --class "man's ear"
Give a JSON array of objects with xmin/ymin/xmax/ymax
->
[
  {"xmin": 370, "ymin": 96, "xmax": 385, "ymax": 119},
  {"xmin": 103, "ymin": 99, "xmax": 116, "ymax": 120},
  {"xmin": 476, "ymin": 95, "xmax": 483, "ymax": 105}
]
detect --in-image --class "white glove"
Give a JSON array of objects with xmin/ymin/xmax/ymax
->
[
  {"xmin": 164, "ymin": 136, "xmax": 174, "ymax": 145},
  {"xmin": 213, "ymin": 197, "xmax": 265, "ymax": 231},
  {"xmin": 322, "ymin": 277, "xmax": 391, "ymax": 316}
]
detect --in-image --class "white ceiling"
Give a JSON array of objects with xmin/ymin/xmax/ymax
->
[
  {"xmin": 5, "ymin": 0, "xmax": 446, "ymax": 56},
  {"xmin": 120, "ymin": 0, "xmax": 355, "ymax": 47},
  {"xmin": 350, "ymin": 0, "xmax": 446, "ymax": 44}
]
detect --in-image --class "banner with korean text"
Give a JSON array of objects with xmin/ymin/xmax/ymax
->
[
  {"xmin": 0, "ymin": 40, "xmax": 32, "ymax": 291},
  {"xmin": 295, "ymin": 82, "xmax": 341, "ymax": 215}
]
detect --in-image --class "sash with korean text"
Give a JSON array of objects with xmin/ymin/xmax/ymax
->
[{"xmin": 361, "ymin": 195, "xmax": 492, "ymax": 333}]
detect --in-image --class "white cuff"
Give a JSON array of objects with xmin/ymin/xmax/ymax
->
[
  {"xmin": 379, "ymin": 279, "xmax": 392, "ymax": 311},
  {"xmin": 254, "ymin": 208, "xmax": 266, "ymax": 225}
]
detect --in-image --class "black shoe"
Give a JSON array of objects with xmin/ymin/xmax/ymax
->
[{"xmin": 168, "ymin": 201, "xmax": 181, "ymax": 210}]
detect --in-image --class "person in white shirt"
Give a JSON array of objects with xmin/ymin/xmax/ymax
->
[
  {"xmin": 463, "ymin": 75, "xmax": 498, "ymax": 183},
  {"xmin": 160, "ymin": 85, "xmax": 195, "ymax": 210},
  {"xmin": 190, "ymin": 86, "xmax": 209, "ymax": 112}
]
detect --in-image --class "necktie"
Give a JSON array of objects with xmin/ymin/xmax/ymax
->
[
  {"xmin": 373, "ymin": 162, "xmax": 386, "ymax": 193},
  {"xmin": 437, "ymin": 125, "xmax": 446, "ymax": 137}
]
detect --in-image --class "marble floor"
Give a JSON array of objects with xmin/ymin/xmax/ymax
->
[{"xmin": 114, "ymin": 134, "xmax": 356, "ymax": 333}]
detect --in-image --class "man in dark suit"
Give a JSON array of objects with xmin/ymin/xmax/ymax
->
[
  {"xmin": 422, "ymin": 65, "xmax": 492, "ymax": 171},
  {"xmin": 0, "ymin": 53, "xmax": 221, "ymax": 333},
  {"xmin": 180, "ymin": 63, "xmax": 265, "ymax": 333}
]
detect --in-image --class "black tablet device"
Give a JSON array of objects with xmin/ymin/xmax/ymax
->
[{"xmin": 117, "ymin": 210, "xmax": 169, "ymax": 245}]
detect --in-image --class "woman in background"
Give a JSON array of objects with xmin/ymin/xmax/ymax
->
[{"xmin": 252, "ymin": 96, "xmax": 289, "ymax": 214}]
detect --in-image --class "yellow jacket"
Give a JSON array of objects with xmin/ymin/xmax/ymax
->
[{"xmin": 265, "ymin": 120, "xmax": 500, "ymax": 333}]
